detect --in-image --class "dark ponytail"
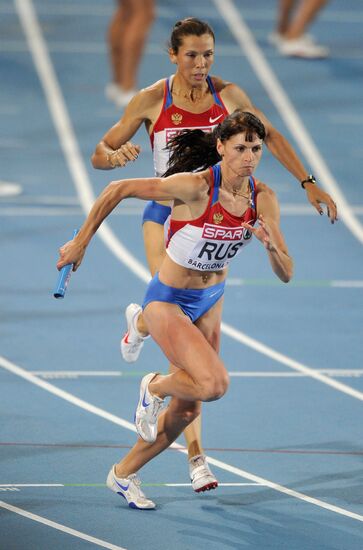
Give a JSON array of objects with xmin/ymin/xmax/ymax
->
[{"xmin": 163, "ymin": 129, "xmax": 220, "ymax": 177}]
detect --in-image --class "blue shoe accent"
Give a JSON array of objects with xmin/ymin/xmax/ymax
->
[
  {"xmin": 115, "ymin": 479, "xmax": 129, "ymax": 491},
  {"xmin": 142, "ymin": 390, "xmax": 150, "ymax": 408}
]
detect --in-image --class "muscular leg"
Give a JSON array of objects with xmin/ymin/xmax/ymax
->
[
  {"xmin": 129, "ymin": 223, "xmax": 225, "ymax": 477},
  {"xmin": 115, "ymin": 397, "xmax": 201, "ymax": 477},
  {"xmin": 284, "ymin": 0, "xmax": 328, "ymax": 39},
  {"xmin": 108, "ymin": 0, "xmax": 131, "ymax": 86},
  {"xmin": 145, "ymin": 300, "xmax": 228, "ymax": 403},
  {"xmin": 276, "ymin": 0, "xmax": 296, "ymax": 34},
  {"xmin": 116, "ymin": 300, "xmax": 225, "ymax": 476},
  {"xmin": 109, "ymin": 0, "xmax": 154, "ymax": 92},
  {"xmin": 171, "ymin": 300, "xmax": 223, "ymax": 458}
]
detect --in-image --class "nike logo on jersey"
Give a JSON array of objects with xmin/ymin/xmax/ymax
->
[{"xmin": 209, "ymin": 114, "xmax": 223, "ymax": 124}]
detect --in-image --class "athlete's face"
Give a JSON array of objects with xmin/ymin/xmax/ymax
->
[
  {"xmin": 218, "ymin": 132, "xmax": 263, "ymax": 177},
  {"xmin": 170, "ymin": 34, "xmax": 215, "ymax": 86}
]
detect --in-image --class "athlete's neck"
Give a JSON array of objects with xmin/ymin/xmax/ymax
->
[
  {"xmin": 171, "ymin": 74, "xmax": 210, "ymax": 104},
  {"xmin": 220, "ymin": 165, "xmax": 250, "ymax": 199}
]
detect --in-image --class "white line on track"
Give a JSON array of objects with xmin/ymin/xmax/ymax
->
[
  {"xmin": 1, "ymin": 354, "xmax": 363, "ymax": 523},
  {"xmin": 221, "ymin": 322, "xmax": 363, "ymax": 400},
  {"xmin": 25, "ymin": 369, "xmax": 363, "ymax": 379},
  {"xmin": 0, "ymin": 484, "xmax": 64, "ymax": 488},
  {"xmin": 0, "ymin": 483, "xmax": 261, "ymax": 488},
  {"xmin": 14, "ymin": 0, "xmax": 363, "ymax": 404},
  {"xmin": 1, "ymin": 204, "xmax": 363, "ymax": 217},
  {"xmin": 163, "ymin": 483, "xmax": 261, "ymax": 487},
  {"xmin": 0, "ymin": 501, "xmax": 127, "ymax": 550},
  {"xmin": 213, "ymin": 0, "xmax": 363, "ymax": 245}
]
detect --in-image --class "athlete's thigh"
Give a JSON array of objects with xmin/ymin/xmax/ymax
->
[
  {"xmin": 143, "ymin": 302, "xmax": 223, "ymax": 381},
  {"xmin": 142, "ymin": 221, "xmax": 166, "ymax": 276},
  {"xmin": 195, "ymin": 296, "xmax": 224, "ymax": 353}
]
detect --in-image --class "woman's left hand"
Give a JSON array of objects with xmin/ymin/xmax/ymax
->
[
  {"xmin": 305, "ymin": 183, "xmax": 338, "ymax": 224},
  {"xmin": 241, "ymin": 215, "xmax": 276, "ymax": 251}
]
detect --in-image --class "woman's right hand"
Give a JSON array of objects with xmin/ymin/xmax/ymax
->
[
  {"xmin": 108, "ymin": 141, "xmax": 141, "ymax": 168},
  {"xmin": 57, "ymin": 239, "xmax": 86, "ymax": 272}
]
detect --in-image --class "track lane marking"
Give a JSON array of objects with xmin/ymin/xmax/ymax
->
[
  {"xmin": 0, "ymin": 500, "xmax": 127, "ymax": 550},
  {"xmin": 1, "ymin": 354, "xmax": 362, "ymax": 523}
]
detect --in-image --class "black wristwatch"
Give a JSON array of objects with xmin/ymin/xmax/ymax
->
[{"xmin": 301, "ymin": 174, "xmax": 316, "ymax": 189}]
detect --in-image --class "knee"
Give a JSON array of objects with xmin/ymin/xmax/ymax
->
[{"xmin": 199, "ymin": 370, "xmax": 229, "ymax": 402}]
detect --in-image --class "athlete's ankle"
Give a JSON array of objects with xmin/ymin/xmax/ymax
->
[{"xmin": 114, "ymin": 464, "xmax": 129, "ymax": 478}]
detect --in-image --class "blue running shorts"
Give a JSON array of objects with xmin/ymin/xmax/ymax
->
[
  {"xmin": 142, "ymin": 201, "xmax": 172, "ymax": 226},
  {"xmin": 142, "ymin": 273, "xmax": 225, "ymax": 323}
]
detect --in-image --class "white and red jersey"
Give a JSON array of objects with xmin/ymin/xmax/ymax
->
[
  {"xmin": 166, "ymin": 164, "xmax": 257, "ymax": 272},
  {"xmin": 150, "ymin": 76, "xmax": 229, "ymax": 176}
]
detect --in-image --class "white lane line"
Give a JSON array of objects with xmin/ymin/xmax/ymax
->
[
  {"xmin": 162, "ymin": 483, "xmax": 262, "ymax": 487},
  {"xmin": 2, "ymin": 205, "xmax": 363, "ymax": 217},
  {"xmin": 227, "ymin": 278, "xmax": 363, "ymax": 288},
  {"xmin": 15, "ymin": 0, "xmax": 362, "ymax": 403},
  {"xmin": 0, "ymin": 207, "xmax": 82, "ymax": 216},
  {"xmin": 221, "ymin": 322, "xmax": 363, "ymax": 401},
  {"xmin": 3, "ymin": 196, "xmax": 363, "ymax": 213},
  {"xmin": 0, "ymin": 483, "xmax": 261, "ymax": 488},
  {"xmin": 213, "ymin": 0, "xmax": 363, "ymax": 245},
  {"xmin": 25, "ymin": 369, "xmax": 363, "ymax": 379},
  {"xmin": 1, "ymin": 355, "xmax": 362, "ymax": 523},
  {"xmin": 0, "ymin": 484, "xmax": 64, "ymax": 487},
  {"xmin": 0, "ymin": 501, "xmax": 127, "ymax": 550},
  {"xmin": 332, "ymin": 280, "xmax": 363, "ymax": 288},
  {"xmin": 2, "ymin": 40, "xmax": 363, "ymax": 59}
]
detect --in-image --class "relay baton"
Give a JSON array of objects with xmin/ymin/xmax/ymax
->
[{"xmin": 53, "ymin": 229, "xmax": 79, "ymax": 299}]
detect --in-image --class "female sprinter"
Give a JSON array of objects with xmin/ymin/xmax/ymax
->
[{"xmin": 57, "ymin": 110, "xmax": 293, "ymax": 509}]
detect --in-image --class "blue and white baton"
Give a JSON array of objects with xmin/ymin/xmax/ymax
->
[{"xmin": 53, "ymin": 229, "xmax": 79, "ymax": 299}]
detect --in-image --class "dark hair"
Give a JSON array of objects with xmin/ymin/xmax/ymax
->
[
  {"xmin": 163, "ymin": 110, "xmax": 265, "ymax": 177},
  {"xmin": 169, "ymin": 17, "xmax": 215, "ymax": 53}
]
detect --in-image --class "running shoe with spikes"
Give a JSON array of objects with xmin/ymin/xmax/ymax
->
[
  {"xmin": 189, "ymin": 454, "xmax": 219, "ymax": 493},
  {"xmin": 120, "ymin": 303, "xmax": 149, "ymax": 363},
  {"xmin": 135, "ymin": 372, "xmax": 165, "ymax": 443},
  {"xmin": 106, "ymin": 465, "xmax": 155, "ymax": 510}
]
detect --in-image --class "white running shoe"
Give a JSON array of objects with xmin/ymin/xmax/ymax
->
[
  {"xmin": 121, "ymin": 303, "xmax": 148, "ymax": 363},
  {"xmin": 278, "ymin": 34, "xmax": 329, "ymax": 59},
  {"xmin": 105, "ymin": 83, "xmax": 137, "ymax": 108},
  {"xmin": 189, "ymin": 454, "xmax": 218, "ymax": 493},
  {"xmin": 0, "ymin": 182, "xmax": 22, "ymax": 197},
  {"xmin": 267, "ymin": 32, "xmax": 283, "ymax": 47},
  {"xmin": 135, "ymin": 372, "xmax": 165, "ymax": 443},
  {"xmin": 106, "ymin": 465, "xmax": 155, "ymax": 510}
]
